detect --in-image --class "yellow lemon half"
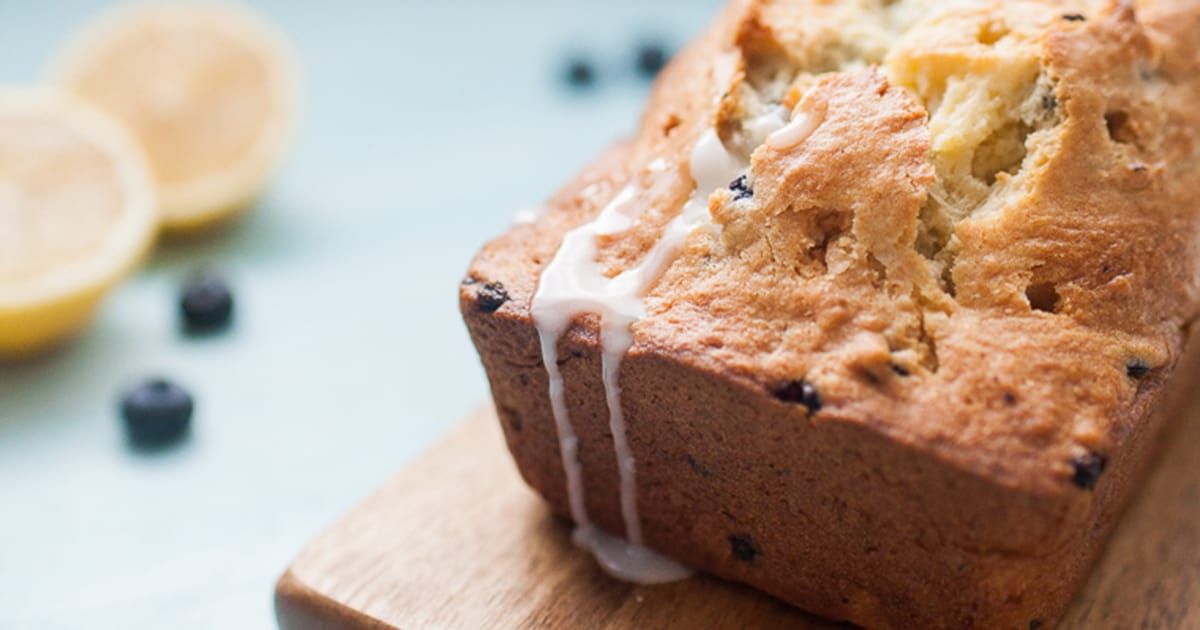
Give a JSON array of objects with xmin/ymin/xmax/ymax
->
[
  {"xmin": 0, "ymin": 90, "xmax": 157, "ymax": 357},
  {"xmin": 53, "ymin": 3, "xmax": 297, "ymax": 232}
]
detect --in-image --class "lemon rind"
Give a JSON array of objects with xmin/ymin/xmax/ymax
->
[
  {"xmin": 0, "ymin": 88, "xmax": 157, "ymax": 311},
  {"xmin": 48, "ymin": 1, "xmax": 299, "ymax": 232}
]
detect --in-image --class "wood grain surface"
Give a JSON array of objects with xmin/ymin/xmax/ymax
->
[{"xmin": 276, "ymin": 405, "xmax": 1200, "ymax": 629}]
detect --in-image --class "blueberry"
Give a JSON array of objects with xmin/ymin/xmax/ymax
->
[
  {"xmin": 729, "ymin": 174, "xmax": 753, "ymax": 201},
  {"xmin": 476, "ymin": 282, "xmax": 510, "ymax": 313},
  {"xmin": 773, "ymin": 380, "xmax": 822, "ymax": 414},
  {"xmin": 1071, "ymin": 452, "xmax": 1107, "ymax": 490},
  {"xmin": 121, "ymin": 379, "xmax": 194, "ymax": 447},
  {"xmin": 685, "ymin": 453, "xmax": 713, "ymax": 478},
  {"xmin": 636, "ymin": 42, "xmax": 669, "ymax": 78},
  {"xmin": 564, "ymin": 57, "xmax": 596, "ymax": 88},
  {"xmin": 1126, "ymin": 360, "xmax": 1150, "ymax": 379},
  {"xmin": 728, "ymin": 534, "xmax": 759, "ymax": 562},
  {"xmin": 180, "ymin": 271, "xmax": 234, "ymax": 334}
]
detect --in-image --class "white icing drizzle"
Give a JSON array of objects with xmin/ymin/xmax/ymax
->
[
  {"xmin": 531, "ymin": 129, "xmax": 745, "ymax": 584},
  {"xmin": 767, "ymin": 105, "xmax": 823, "ymax": 150},
  {"xmin": 742, "ymin": 105, "xmax": 790, "ymax": 149}
]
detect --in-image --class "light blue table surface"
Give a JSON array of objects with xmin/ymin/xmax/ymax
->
[{"xmin": 0, "ymin": 1, "xmax": 724, "ymax": 627}]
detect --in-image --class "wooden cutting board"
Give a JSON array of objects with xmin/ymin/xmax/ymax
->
[{"xmin": 275, "ymin": 405, "xmax": 1200, "ymax": 629}]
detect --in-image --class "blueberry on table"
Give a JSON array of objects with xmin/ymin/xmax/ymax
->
[
  {"xmin": 564, "ymin": 57, "xmax": 596, "ymax": 88},
  {"xmin": 121, "ymin": 379, "xmax": 194, "ymax": 447},
  {"xmin": 636, "ymin": 42, "xmax": 669, "ymax": 78},
  {"xmin": 181, "ymin": 271, "xmax": 234, "ymax": 333}
]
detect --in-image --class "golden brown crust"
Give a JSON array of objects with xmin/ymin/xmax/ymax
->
[{"xmin": 461, "ymin": 1, "xmax": 1200, "ymax": 627}]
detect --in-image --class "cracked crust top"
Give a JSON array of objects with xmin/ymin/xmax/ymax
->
[{"xmin": 464, "ymin": 0, "xmax": 1200, "ymax": 494}]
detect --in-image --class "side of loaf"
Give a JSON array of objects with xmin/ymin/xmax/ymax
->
[{"xmin": 461, "ymin": 1, "xmax": 1200, "ymax": 628}]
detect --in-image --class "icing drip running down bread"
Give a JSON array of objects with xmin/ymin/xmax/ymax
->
[{"xmin": 462, "ymin": 0, "xmax": 1200, "ymax": 628}]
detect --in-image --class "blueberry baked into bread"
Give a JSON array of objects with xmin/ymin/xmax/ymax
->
[{"xmin": 460, "ymin": 0, "xmax": 1200, "ymax": 627}]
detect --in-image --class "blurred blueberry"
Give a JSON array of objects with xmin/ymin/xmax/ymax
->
[
  {"xmin": 563, "ymin": 56, "xmax": 597, "ymax": 89},
  {"xmin": 121, "ymin": 379, "xmax": 194, "ymax": 448},
  {"xmin": 636, "ymin": 41, "xmax": 669, "ymax": 78},
  {"xmin": 181, "ymin": 270, "xmax": 234, "ymax": 335}
]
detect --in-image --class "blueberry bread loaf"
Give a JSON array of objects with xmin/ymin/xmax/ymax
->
[{"xmin": 460, "ymin": 0, "xmax": 1200, "ymax": 627}]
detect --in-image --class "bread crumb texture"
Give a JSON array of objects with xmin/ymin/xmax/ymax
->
[{"xmin": 469, "ymin": 0, "xmax": 1200, "ymax": 490}]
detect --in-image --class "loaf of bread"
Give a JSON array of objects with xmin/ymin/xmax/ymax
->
[{"xmin": 460, "ymin": 0, "xmax": 1200, "ymax": 627}]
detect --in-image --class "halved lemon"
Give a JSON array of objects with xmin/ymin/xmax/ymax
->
[
  {"xmin": 0, "ymin": 90, "xmax": 157, "ymax": 357},
  {"xmin": 52, "ymin": 2, "xmax": 297, "ymax": 232}
]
